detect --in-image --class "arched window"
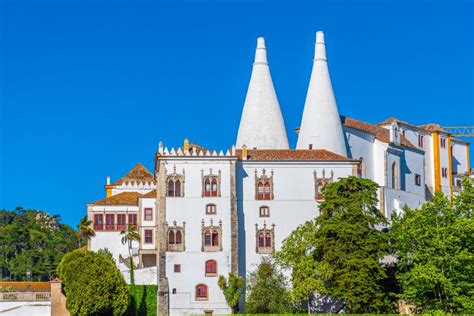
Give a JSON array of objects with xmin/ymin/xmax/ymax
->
[
  {"xmin": 201, "ymin": 170, "xmax": 221, "ymax": 197},
  {"xmin": 204, "ymin": 231, "xmax": 212, "ymax": 246},
  {"xmin": 258, "ymin": 232, "xmax": 265, "ymax": 247},
  {"xmin": 256, "ymin": 223, "xmax": 275, "ymax": 254},
  {"xmin": 211, "ymin": 179, "xmax": 218, "ymax": 197},
  {"xmin": 206, "ymin": 204, "xmax": 217, "ymax": 215},
  {"xmin": 204, "ymin": 179, "xmax": 211, "ymax": 197},
  {"xmin": 167, "ymin": 169, "xmax": 185, "ymax": 197},
  {"xmin": 195, "ymin": 284, "xmax": 208, "ymax": 301},
  {"xmin": 259, "ymin": 206, "xmax": 270, "ymax": 217},
  {"xmin": 205, "ymin": 260, "xmax": 217, "ymax": 276},
  {"xmin": 168, "ymin": 230, "xmax": 175, "ymax": 244},
  {"xmin": 212, "ymin": 231, "xmax": 219, "ymax": 246},
  {"xmin": 175, "ymin": 230, "xmax": 182, "ymax": 244},
  {"xmin": 265, "ymin": 232, "xmax": 272, "ymax": 247},
  {"xmin": 255, "ymin": 169, "xmax": 274, "ymax": 200},
  {"xmin": 391, "ymin": 162, "xmax": 399, "ymax": 189}
]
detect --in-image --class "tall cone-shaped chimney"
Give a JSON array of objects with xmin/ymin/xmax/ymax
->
[
  {"xmin": 236, "ymin": 37, "xmax": 289, "ymax": 149},
  {"xmin": 296, "ymin": 31, "xmax": 347, "ymax": 156}
]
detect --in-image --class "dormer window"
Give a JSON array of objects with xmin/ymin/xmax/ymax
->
[{"xmin": 255, "ymin": 169, "xmax": 274, "ymax": 200}]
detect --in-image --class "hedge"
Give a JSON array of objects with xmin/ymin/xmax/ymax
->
[{"xmin": 127, "ymin": 285, "xmax": 157, "ymax": 316}]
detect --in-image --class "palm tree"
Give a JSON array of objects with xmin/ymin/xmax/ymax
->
[
  {"xmin": 77, "ymin": 215, "xmax": 95, "ymax": 248},
  {"xmin": 120, "ymin": 225, "xmax": 141, "ymax": 284}
]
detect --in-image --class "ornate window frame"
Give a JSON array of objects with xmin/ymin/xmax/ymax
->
[
  {"xmin": 255, "ymin": 169, "xmax": 274, "ymax": 200},
  {"xmin": 166, "ymin": 166, "xmax": 185, "ymax": 197},
  {"xmin": 201, "ymin": 169, "xmax": 222, "ymax": 197},
  {"xmin": 201, "ymin": 219, "xmax": 223, "ymax": 252},
  {"xmin": 167, "ymin": 221, "xmax": 186, "ymax": 252},
  {"xmin": 314, "ymin": 169, "xmax": 334, "ymax": 201},
  {"xmin": 255, "ymin": 222, "xmax": 275, "ymax": 254}
]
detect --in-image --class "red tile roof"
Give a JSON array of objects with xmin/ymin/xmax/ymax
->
[
  {"xmin": 113, "ymin": 163, "xmax": 155, "ymax": 185},
  {"xmin": 141, "ymin": 190, "xmax": 157, "ymax": 198},
  {"xmin": 342, "ymin": 117, "xmax": 417, "ymax": 150},
  {"xmin": 236, "ymin": 149, "xmax": 355, "ymax": 161},
  {"xmin": 90, "ymin": 192, "xmax": 142, "ymax": 206}
]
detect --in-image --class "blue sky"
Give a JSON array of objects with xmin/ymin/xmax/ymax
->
[{"xmin": 1, "ymin": 0, "xmax": 473, "ymax": 227}]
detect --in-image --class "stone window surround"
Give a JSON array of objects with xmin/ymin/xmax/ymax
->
[
  {"xmin": 255, "ymin": 169, "xmax": 274, "ymax": 200},
  {"xmin": 255, "ymin": 222, "xmax": 275, "ymax": 254},
  {"xmin": 314, "ymin": 169, "xmax": 334, "ymax": 201},
  {"xmin": 201, "ymin": 219, "xmax": 223, "ymax": 252},
  {"xmin": 201, "ymin": 169, "xmax": 222, "ymax": 197},
  {"xmin": 166, "ymin": 166, "xmax": 185, "ymax": 197},
  {"xmin": 167, "ymin": 221, "xmax": 186, "ymax": 252}
]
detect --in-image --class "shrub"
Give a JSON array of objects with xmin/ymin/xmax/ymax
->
[
  {"xmin": 127, "ymin": 285, "xmax": 157, "ymax": 316},
  {"xmin": 57, "ymin": 249, "xmax": 129, "ymax": 315}
]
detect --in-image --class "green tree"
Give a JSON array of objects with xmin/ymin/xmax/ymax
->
[
  {"xmin": 245, "ymin": 257, "xmax": 292, "ymax": 314},
  {"xmin": 57, "ymin": 249, "xmax": 129, "ymax": 315},
  {"xmin": 120, "ymin": 225, "xmax": 140, "ymax": 285},
  {"xmin": 77, "ymin": 215, "xmax": 95, "ymax": 248},
  {"xmin": 218, "ymin": 272, "xmax": 244, "ymax": 313},
  {"xmin": 391, "ymin": 177, "xmax": 474, "ymax": 313}
]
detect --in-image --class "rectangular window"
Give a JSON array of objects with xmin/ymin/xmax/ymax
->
[
  {"xmin": 105, "ymin": 214, "xmax": 115, "ymax": 230},
  {"xmin": 144, "ymin": 208, "xmax": 153, "ymax": 221},
  {"xmin": 442, "ymin": 167, "xmax": 448, "ymax": 178},
  {"xmin": 174, "ymin": 264, "xmax": 181, "ymax": 273},
  {"xmin": 144, "ymin": 229, "xmax": 153, "ymax": 244},
  {"xmin": 128, "ymin": 214, "xmax": 137, "ymax": 226},
  {"xmin": 415, "ymin": 174, "xmax": 421, "ymax": 186},
  {"xmin": 94, "ymin": 214, "xmax": 103, "ymax": 230},
  {"xmin": 418, "ymin": 134, "xmax": 424, "ymax": 148},
  {"xmin": 117, "ymin": 214, "xmax": 126, "ymax": 230},
  {"xmin": 440, "ymin": 138, "xmax": 446, "ymax": 148}
]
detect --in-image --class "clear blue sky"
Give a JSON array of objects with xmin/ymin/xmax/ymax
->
[{"xmin": 1, "ymin": 0, "xmax": 473, "ymax": 227}]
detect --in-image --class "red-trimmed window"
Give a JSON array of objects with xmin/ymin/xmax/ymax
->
[
  {"xmin": 174, "ymin": 264, "xmax": 181, "ymax": 273},
  {"xmin": 128, "ymin": 214, "xmax": 137, "ymax": 227},
  {"xmin": 206, "ymin": 204, "xmax": 217, "ymax": 215},
  {"xmin": 144, "ymin": 229, "xmax": 153, "ymax": 244},
  {"xmin": 196, "ymin": 284, "xmax": 208, "ymax": 300},
  {"xmin": 144, "ymin": 208, "xmax": 153, "ymax": 221},
  {"xmin": 212, "ymin": 231, "xmax": 219, "ymax": 246},
  {"xmin": 259, "ymin": 206, "xmax": 270, "ymax": 217},
  {"xmin": 94, "ymin": 214, "xmax": 103, "ymax": 230},
  {"xmin": 205, "ymin": 260, "xmax": 217, "ymax": 276},
  {"xmin": 257, "ymin": 182, "xmax": 271, "ymax": 200},
  {"xmin": 258, "ymin": 232, "xmax": 272, "ymax": 248},
  {"xmin": 117, "ymin": 214, "xmax": 126, "ymax": 231},
  {"xmin": 105, "ymin": 214, "xmax": 115, "ymax": 230},
  {"xmin": 211, "ymin": 179, "xmax": 218, "ymax": 197}
]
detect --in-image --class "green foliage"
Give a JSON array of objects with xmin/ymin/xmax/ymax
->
[
  {"xmin": 245, "ymin": 257, "xmax": 292, "ymax": 314},
  {"xmin": 127, "ymin": 285, "xmax": 157, "ymax": 316},
  {"xmin": 391, "ymin": 177, "xmax": 474, "ymax": 313},
  {"xmin": 77, "ymin": 215, "xmax": 95, "ymax": 248},
  {"xmin": 58, "ymin": 249, "xmax": 129, "ymax": 316},
  {"xmin": 276, "ymin": 176, "xmax": 393, "ymax": 313},
  {"xmin": 120, "ymin": 225, "xmax": 140, "ymax": 285},
  {"xmin": 218, "ymin": 272, "xmax": 244, "ymax": 313},
  {"xmin": 0, "ymin": 208, "xmax": 77, "ymax": 281}
]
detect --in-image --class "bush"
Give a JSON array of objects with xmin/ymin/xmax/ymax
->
[
  {"xmin": 57, "ymin": 249, "xmax": 129, "ymax": 315},
  {"xmin": 127, "ymin": 285, "xmax": 157, "ymax": 316}
]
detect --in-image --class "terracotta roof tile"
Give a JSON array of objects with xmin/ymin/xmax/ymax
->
[
  {"xmin": 417, "ymin": 123, "xmax": 446, "ymax": 133},
  {"xmin": 113, "ymin": 163, "xmax": 155, "ymax": 185},
  {"xmin": 90, "ymin": 192, "xmax": 142, "ymax": 206},
  {"xmin": 342, "ymin": 117, "xmax": 417, "ymax": 150},
  {"xmin": 236, "ymin": 149, "xmax": 355, "ymax": 161},
  {"xmin": 141, "ymin": 190, "xmax": 157, "ymax": 198}
]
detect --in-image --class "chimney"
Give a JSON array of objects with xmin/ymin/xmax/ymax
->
[
  {"xmin": 184, "ymin": 138, "xmax": 189, "ymax": 151},
  {"xmin": 242, "ymin": 145, "xmax": 248, "ymax": 160},
  {"xmin": 105, "ymin": 176, "xmax": 113, "ymax": 198}
]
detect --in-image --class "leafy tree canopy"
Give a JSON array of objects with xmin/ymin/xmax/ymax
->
[
  {"xmin": 0, "ymin": 208, "xmax": 77, "ymax": 281},
  {"xmin": 391, "ymin": 177, "xmax": 474, "ymax": 313},
  {"xmin": 218, "ymin": 272, "xmax": 244, "ymax": 313},
  {"xmin": 58, "ymin": 249, "xmax": 129, "ymax": 316},
  {"xmin": 245, "ymin": 257, "xmax": 293, "ymax": 314}
]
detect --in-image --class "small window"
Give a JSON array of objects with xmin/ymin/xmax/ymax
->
[
  {"xmin": 402, "ymin": 130, "xmax": 406, "ymax": 137},
  {"xmin": 174, "ymin": 264, "xmax": 181, "ymax": 273},
  {"xmin": 196, "ymin": 284, "xmax": 208, "ymax": 301},
  {"xmin": 144, "ymin": 208, "xmax": 153, "ymax": 221},
  {"xmin": 442, "ymin": 167, "xmax": 448, "ymax": 178},
  {"xmin": 206, "ymin": 204, "xmax": 217, "ymax": 215},
  {"xmin": 418, "ymin": 134, "xmax": 424, "ymax": 148},
  {"xmin": 172, "ymin": 288, "xmax": 177, "ymax": 294},
  {"xmin": 415, "ymin": 174, "xmax": 421, "ymax": 186},
  {"xmin": 128, "ymin": 214, "xmax": 137, "ymax": 226},
  {"xmin": 259, "ymin": 206, "xmax": 270, "ymax": 217},
  {"xmin": 205, "ymin": 260, "xmax": 217, "ymax": 276},
  {"xmin": 144, "ymin": 229, "xmax": 153, "ymax": 244},
  {"xmin": 440, "ymin": 138, "xmax": 447, "ymax": 149}
]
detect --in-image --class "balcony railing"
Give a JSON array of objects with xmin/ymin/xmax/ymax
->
[
  {"xmin": 0, "ymin": 292, "xmax": 51, "ymax": 302},
  {"xmin": 94, "ymin": 224, "xmax": 137, "ymax": 232}
]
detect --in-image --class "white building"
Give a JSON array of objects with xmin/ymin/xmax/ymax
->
[{"xmin": 88, "ymin": 31, "xmax": 470, "ymax": 315}]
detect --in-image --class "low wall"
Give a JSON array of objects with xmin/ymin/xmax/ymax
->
[
  {"xmin": 0, "ymin": 291, "xmax": 51, "ymax": 301},
  {"xmin": 121, "ymin": 266, "xmax": 158, "ymax": 285}
]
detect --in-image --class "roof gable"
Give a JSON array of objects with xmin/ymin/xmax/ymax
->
[
  {"xmin": 90, "ymin": 192, "xmax": 142, "ymax": 206},
  {"xmin": 114, "ymin": 163, "xmax": 155, "ymax": 185}
]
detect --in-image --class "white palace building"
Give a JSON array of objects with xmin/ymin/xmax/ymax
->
[{"xmin": 87, "ymin": 31, "xmax": 471, "ymax": 315}]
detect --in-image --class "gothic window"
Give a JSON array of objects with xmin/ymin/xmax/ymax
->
[
  {"xmin": 259, "ymin": 206, "xmax": 270, "ymax": 217},
  {"xmin": 418, "ymin": 134, "xmax": 424, "ymax": 148},
  {"xmin": 201, "ymin": 219, "xmax": 222, "ymax": 252},
  {"xmin": 255, "ymin": 169, "xmax": 274, "ymax": 200},
  {"xmin": 167, "ymin": 221, "xmax": 186, "ymax": 252},
  {"xmin": 196, "ymin": 284, "xmax": 208, "ymax": 301},
  {"xmin": 206, "ymin": 204, "xmax": 217, "ymax": 215},
  {"xmin": 205, "ymin": 260, "xmax": 217, "ymax": 276},
  {"xmin": 201, "ymin": 169, "xmax": 221, "ymax": 197},
  {"xmin": 166, "ymin": 167, "xmax": 185, "ymax": 197},
  {"xmin": 255, "ymin": 222, "xmax": 275, "ymax": 254},
  {"xmin": 391, "ymin": 162, "xmax": 399, "ymax": 189},
  {"xmin": 314, "ymin": 169, "xmax": 334, "ymax": 200}
]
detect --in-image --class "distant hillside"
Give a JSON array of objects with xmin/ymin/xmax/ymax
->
[{"xmin": 0, "ymin": 208, "xmax": 78, "ymax": 281}]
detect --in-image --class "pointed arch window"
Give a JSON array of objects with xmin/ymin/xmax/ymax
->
[
  {"xmin": 391, "ymin": 162, "xmax": 399, "ymax": 189},
  {"xmin": 202, "ymin": 219, "xmax": 222, "ymax": 252},
  {"xmin": 255, "ymin": 169, "xmax": 274, "ymax": 200},
  {"xmin": 255, "ymin": 222, "xmax": 275, "ymax": 254},
  {"xmin": 167, "ymin": 221, "xmax": 185, "ymax": 252},
  {"xmin": 166, "ymin": 167, "xmax": 185, "ymax": 197},
  {"xmin": 202, "ymin": 170, "xmax": 221, "ymax": 197},
  {"xmin": 205, "ymin": 260, "xmax": 217, "ymax": 276}
]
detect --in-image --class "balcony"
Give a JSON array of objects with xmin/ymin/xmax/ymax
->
[{"xmin": 93, "ymin": 224, "xmax": 136, "ymax": 232}]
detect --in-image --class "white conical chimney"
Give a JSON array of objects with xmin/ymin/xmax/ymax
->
[
  {"xmin": 236, "ymin": 37, "xmax": 289, "ymax": 149},
  {"xmin": 296, "ymin": 31, "xmax": 347, "ymax": 156}
]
